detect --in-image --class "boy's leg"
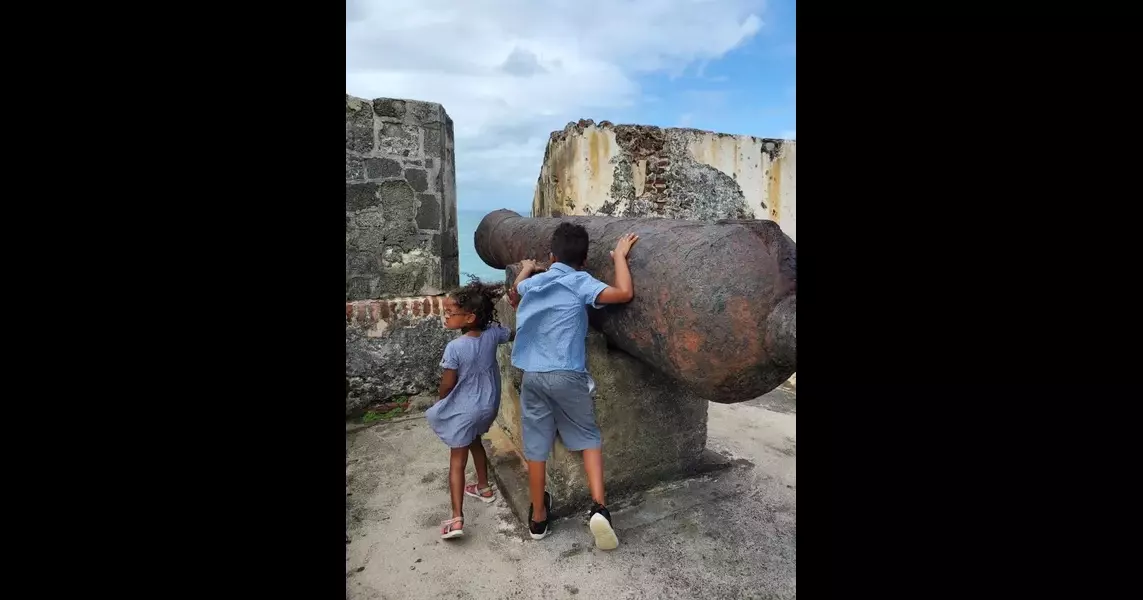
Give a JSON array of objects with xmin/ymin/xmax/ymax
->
[
  {"xmin": 520, "ymin": 372, "xmax": 557, "ymax": 533},
  {"xmin": 527, "ymin": 459, "xmax": 547, "ymax": 520},
  {"xmin": 582, "ymin": 448, "xmax": 605, "ymax": 506},
  {"xmin": 549, "ymin": 371, "xmax": 618, "ymax": 549},
  {"xmin": 549, "ymin": 372, "xmax": 604, "ymax": 490},
  {"xmin": 581, "ymin": 375, "xmax": 605, "ymax": 504}
]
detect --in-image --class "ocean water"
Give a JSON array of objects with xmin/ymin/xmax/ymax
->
[{"xmin": 457, "ymin": 209, "xmax": 510, "ymax": 285}]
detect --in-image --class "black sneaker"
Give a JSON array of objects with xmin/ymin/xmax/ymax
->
[
  {"xmin": 588, "ymin": 503, "xmax": 619, "ymax": 550},
  {"xmin": 528, "ymin": 491, "xmax": 552, "ymax": 540}
]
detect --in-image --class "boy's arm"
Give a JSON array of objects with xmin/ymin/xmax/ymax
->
[
  {"xmin": 595, "ymin": 233, "xmax": 640, "ymax": 305},
  {"xmin": 512, "ymin": 259, "xmax": 546, "ymax": 298}
]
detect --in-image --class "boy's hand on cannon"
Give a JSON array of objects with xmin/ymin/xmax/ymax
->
[
  {"xmin": 520, "ymin": 259, "xmax": 548, "ymax": 274},
  {"xmin": 610, "ymin": 233, "xmax": 640, "ymax": 260}
]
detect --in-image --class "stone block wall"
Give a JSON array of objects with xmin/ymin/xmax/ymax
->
[
  {"xmin": 532, "ymin": 119, "xmax": 796, "ymax": 242},
  {"xmin": 345, "ymin": 296, "xmax": 457, "ymax": 415},
  {"xmin": 346, "ymin": 94, "xmax": 459, "ymax": 300}
]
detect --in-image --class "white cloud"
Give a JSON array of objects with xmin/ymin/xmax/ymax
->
[
  {"xmin": 346, "ymin": 0, "xmax": 767, "ymax": 210},
  {"xmin": 781, "ymin": 130, "xmax": 796, "ymax": 140}
]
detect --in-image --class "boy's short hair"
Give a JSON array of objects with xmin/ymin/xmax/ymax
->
[{"xmin": 551, "ymin": 222, "xmax": 590, "ymax": 267}]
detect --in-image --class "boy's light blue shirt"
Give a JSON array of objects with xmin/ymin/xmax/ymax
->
[{"xmin": 511, "ymin": 262, "xmax": 609, "ymax": 373}]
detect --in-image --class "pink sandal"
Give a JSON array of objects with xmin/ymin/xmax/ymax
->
[
  {"xmin": 440, "ymin": 515, "xmax": 464, "ymax": 539},
  {"xmin": 464, "ymin": 483, "xmax": 496, "ymax": 503}
]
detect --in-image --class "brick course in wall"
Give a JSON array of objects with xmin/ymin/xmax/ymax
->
[
  {"xmin": 644, "ymin": 155, "xmax": 671, "ymax": 209},
  {"xmin": 345, "ymin": 296, "xmax": 446, "ymax": 330}
]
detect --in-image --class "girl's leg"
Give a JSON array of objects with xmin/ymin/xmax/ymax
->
[
  {"xmin": 464, "ymin": 439, "xmax": 496, "ymax": 502},
  {"xmin": 449, "ymin": 447, "xmax": 469, "ymax": 519},
  {"xmin": 469, "ymin": 439, "xmax": 489, "ymax": 489}
]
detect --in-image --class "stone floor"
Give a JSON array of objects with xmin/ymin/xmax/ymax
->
[{"xmin": 345, "ymin": 386, "xmax": 796, "ymax": 600}]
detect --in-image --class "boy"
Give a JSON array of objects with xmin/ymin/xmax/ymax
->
[{"xmin": 510, "ymin": 222, "xmax": 639, "ymax": 550}]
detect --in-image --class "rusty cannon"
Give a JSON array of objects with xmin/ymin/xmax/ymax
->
[{"xmin": 475, "ymin": 209, "xmax": 796, "ymax": 402}]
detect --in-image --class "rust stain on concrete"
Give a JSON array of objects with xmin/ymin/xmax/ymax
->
[
  {"xmin": 588, "ymin": 128, "xmax": 603, "ymax": 178},
  {"xmin": 768, "ymin": 156, "xmax": 782, "ymax": 222}
]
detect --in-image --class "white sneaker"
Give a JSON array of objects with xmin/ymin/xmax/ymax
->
[{"xmin": 589, "ymin": 505, "xmax": 619, "ymax": 550}]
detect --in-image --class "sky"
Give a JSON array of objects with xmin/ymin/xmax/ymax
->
[{"xmin": 346, "ymin": 0, "xmax": 795, "ymax": 214}]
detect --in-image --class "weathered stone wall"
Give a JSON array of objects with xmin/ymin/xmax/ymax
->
[
  {"xmin": 345, "ymin": 296, "xmax": 457, "ymax": 415},
  {"xmin": 532, "ymin": 120, "xmax": 796, "ymax": 242},
  {"xmin": 345, "ymin": 94, "xmax": 461, "ymax": 414},
  {"xmin": 346, "ymin": 95, "xmax": 459, "ymax": 300}
]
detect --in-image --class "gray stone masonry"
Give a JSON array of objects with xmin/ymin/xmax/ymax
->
[{"xmin": 346, "ymin": 95, "xmax": 459, "ymax": 299}]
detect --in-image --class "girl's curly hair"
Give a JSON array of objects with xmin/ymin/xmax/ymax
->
[{"xmin": 450, "ymin": 275, "xmax": 506, "ymax": 331}]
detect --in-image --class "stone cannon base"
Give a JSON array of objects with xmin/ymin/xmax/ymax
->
[{"xmin": 489, "ymin": 295, "xmax": 730, "ymax": 523}]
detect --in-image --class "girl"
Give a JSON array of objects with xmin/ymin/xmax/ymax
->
[{"xmin": 426, "ymin": 278, "xmax": 513, "ymax": 539}]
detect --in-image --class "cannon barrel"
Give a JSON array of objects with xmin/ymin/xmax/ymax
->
[{"xmin": 475, "ymin": 210, "xmax": 796, "ymax": 402}]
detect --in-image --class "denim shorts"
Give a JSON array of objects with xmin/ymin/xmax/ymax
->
[{"xmin": 520, "ymin": 370, "xmax": 601, "ymax": 461}]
